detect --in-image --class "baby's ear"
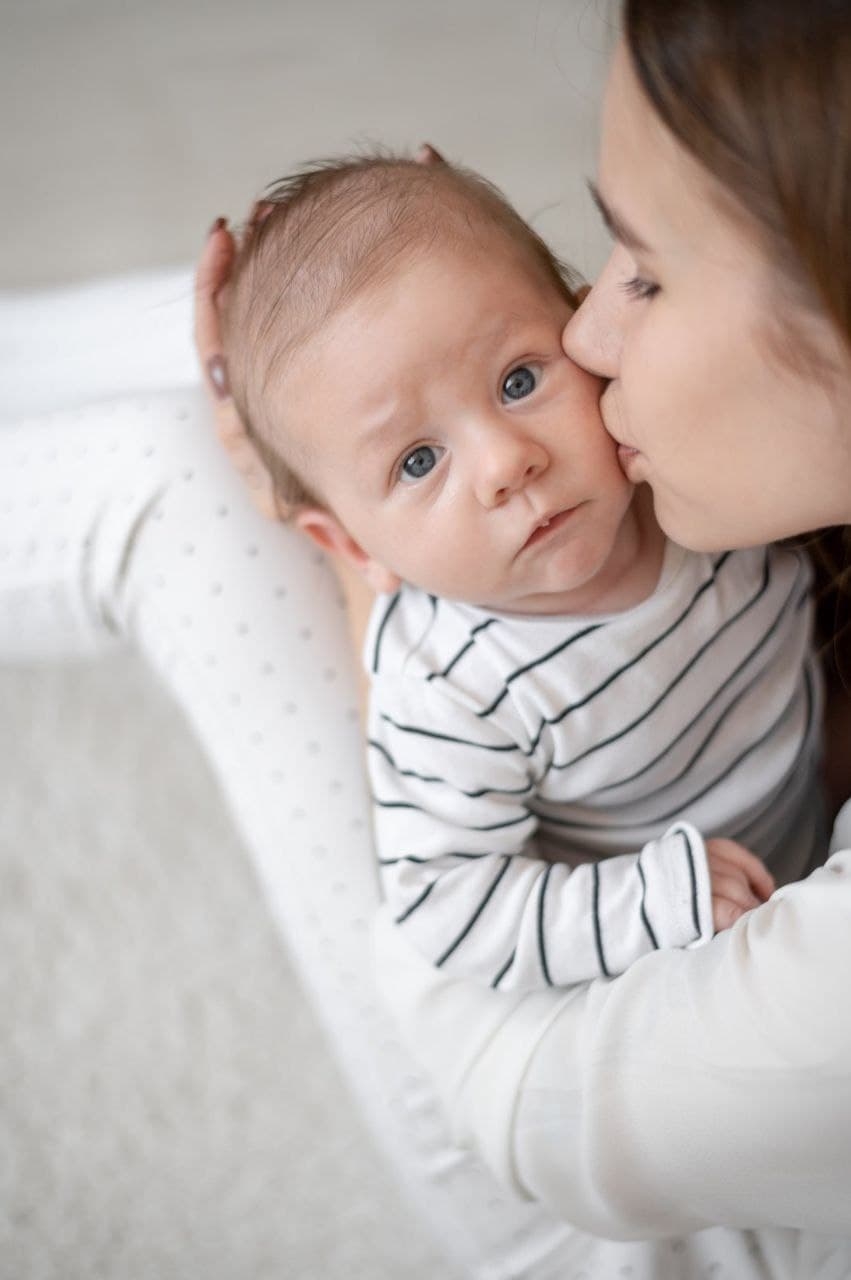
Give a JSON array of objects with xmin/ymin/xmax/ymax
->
[
  {"xmin": 414, "ymin": 143, "xmax": 445, "ymax": 166},
  {"xmin": 295, "ymin": 507, "xmax": 402, "ymax": 595}
]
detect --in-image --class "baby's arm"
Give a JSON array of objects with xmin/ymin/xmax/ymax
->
[{"xmin": 369, "ymin": 666, "xmax": 751, "ymax": 991}]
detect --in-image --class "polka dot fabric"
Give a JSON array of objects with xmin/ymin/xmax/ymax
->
[{"xmin": 2, "ymin": 389, "xmax": 849, "ymax": 1279}]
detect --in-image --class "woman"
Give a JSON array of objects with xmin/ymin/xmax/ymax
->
[
  {"xmin": 3, "ymin": 0, "xmax": 849, "ymax": 1272},
  {"xmin": 196, "ymin": 0, "xmax": 851, "ymax": 1244}
]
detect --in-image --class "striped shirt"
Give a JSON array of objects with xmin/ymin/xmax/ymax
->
[{"xmin": 365, "ymin": 541, "xmax": 825, "ymax": 992}]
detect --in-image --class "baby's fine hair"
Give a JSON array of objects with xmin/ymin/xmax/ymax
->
[{"xmin": 223, "ymin": 148, "xmax": 581, "ymax": 513}]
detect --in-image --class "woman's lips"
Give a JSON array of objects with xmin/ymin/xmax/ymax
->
[
  {"xmin": 616, "ymin": 443, "xmax": 643, "ymax": 473},
  {"xmin": 522, "ymin": 506, "xmax": 577, "ymax": 551}
]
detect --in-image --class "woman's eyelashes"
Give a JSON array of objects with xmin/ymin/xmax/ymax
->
[
  {"xmin": 501, "ymin": 363, "xmax": 542, "ymax": 402},
  {"xmin": 621, "ymin": 274, "xmax": 660, "ymax": 301},
  {"xmin": 398, "ymin": 443, "xmax": 446, "ymax": 484}
]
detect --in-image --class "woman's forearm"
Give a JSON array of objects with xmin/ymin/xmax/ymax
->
[{"xmin": 467, "ymin": 858, "xmax": 851, "ymax": 1236}]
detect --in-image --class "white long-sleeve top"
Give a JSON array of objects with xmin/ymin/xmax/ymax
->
[{"xmin": 366, "ymin": 540, "xmax": 824, "ymax": 992}]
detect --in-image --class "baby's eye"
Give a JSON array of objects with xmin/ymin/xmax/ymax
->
[
  {"xmin": 399, "ymin": 444, "xmax": 445, "ymax": 483},
  {"xmin": 501, "ymin": 364, "xmax": 540, "ymax": 403}
]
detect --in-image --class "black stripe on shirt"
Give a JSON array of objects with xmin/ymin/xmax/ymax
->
[
  {"xmin": 435, "ymin": 856, "xmax": 512, "ymax": 966},
  {"xmin": 378, "ymin": 850, "xmax": 492, "ymax": 867},
  {"xmin": 592, "ymin": 862, "xmax": 611, "ymax": 978},
  {"xmin": 537, "ymin": 862, "xmax": 554, "ymax": 985},
  {"xmin": 637, "ymin": 855, "xmax": 660, "ymax": 949},
  {"xmin": 426, "ymin": 617, "xmax": 498, "ymax": 682},
  {"xmin": 377, "ymin": 710, "xmax": 522, "ymax": 752},
  {"xmin": 372, "ymin": 796, "xmax": 532, "ymax": 833},
  {"xmin": 492, "ymin": 948, "xmax": 516, "ymax": 989},
  {"xmin": 678, "ymin": 828, "xmax": 702, "ymax": 942},
  {"xmin": 368, "ymin": 737, "xmax": 534, "ymax": 798},
  {"xmin": 371, "ymin": 591, "xmax": 402, "ymax": 674},
  {"xmin": 395, "ymin": 879, "xmax": 437, "ymax": 924}
]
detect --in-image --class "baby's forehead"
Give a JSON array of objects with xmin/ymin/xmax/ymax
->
[
  {"xmin": 244, "ymin": 170, "xmax": 572, "ymax": 426},
  {"xmin": 317, "ymin": 232, "xmax": 546, "ymax": 340},
  {"xmin": 288, "ymin": 247, "xmax": 563, "ymax": 417},
  {"xmin": 280, "ymin": 214, "xmax": 524, "ymax": 347}
]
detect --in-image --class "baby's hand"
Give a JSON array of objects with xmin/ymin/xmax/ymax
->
[{"xmin": 705, "ymin": 837, "xmax": 775, "ymax": 932}]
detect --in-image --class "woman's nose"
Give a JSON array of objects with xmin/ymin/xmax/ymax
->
[
  {"xmin": 474, "ymin": 430, "xmax": 548, "ymax": 509},
  {"xmin": 562, "ymin": 245, "xmax": 630, "ymax": 379}
]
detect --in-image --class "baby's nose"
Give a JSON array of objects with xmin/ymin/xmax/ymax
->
[{"xmin": 475, "ymin": 434, "xmax": 548, "ymax": 508}]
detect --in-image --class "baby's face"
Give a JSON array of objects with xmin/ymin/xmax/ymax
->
[{"xmin": 279, "ymin": 233, "xmax": 637, "ymax": 615}]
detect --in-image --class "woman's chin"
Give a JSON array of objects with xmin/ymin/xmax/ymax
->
[{"xmin": 651, "ymin": 494, "xmax": 735, "ymax": 554}]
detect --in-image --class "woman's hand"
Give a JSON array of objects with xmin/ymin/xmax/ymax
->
[{"xmin": 194, "ymin": 213, "xmax": 281, "ymax": 520}]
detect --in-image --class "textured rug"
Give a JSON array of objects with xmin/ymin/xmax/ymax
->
[{"xmin": 0, "ymin": 655, "xmax": 454, "ymax": 1279}]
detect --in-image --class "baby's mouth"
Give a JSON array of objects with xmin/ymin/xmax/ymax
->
[{"xmin": 521, "ymin": 506, "xmax": 577, "ymax": 551}]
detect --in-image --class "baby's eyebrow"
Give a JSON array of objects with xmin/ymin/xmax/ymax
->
[
  {"xmin": 356, "ymin": 406, "xmax": 412, "ymax": 452},
  {"xmin": 587, "ymin": 180, "xmax": 652, "ymax": 254}
]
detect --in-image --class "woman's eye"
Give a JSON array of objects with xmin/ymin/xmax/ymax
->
[
  {"xmin": 399, "ymin": 444, "xmax": 444, "ymax": 483},
  {"xmin": 501, "ymin": 364, "xmax": 539, "ymax": 402},
  {"xmin": 621, "ymin": 275, "xmax": 660, "ymax": 301}
]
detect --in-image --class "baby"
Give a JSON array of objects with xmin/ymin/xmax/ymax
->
[{"xmin": 223, "ymin": 151, "xmax": 825, "ymax": 993}]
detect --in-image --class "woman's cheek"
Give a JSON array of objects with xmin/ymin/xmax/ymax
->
[{"xmin": 630, "ymin": 328, "xmax": 690, "ymax": 456}]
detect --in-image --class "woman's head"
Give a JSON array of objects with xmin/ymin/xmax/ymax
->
[{"xmin": 564, "ymin": 0, "xmax": 851, "ymax": 550}]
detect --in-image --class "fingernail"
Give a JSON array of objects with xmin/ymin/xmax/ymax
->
[
  {"xmin": 208, "ymin": 216, "xmax": 227, "ymax": 237},
  {"xmin": 415, "ymin": 143, "xmax": 441, "ymax": 165},
  {"xmin": 206, "ymin": 355, "xmax": 230, "ymax": 399},
  {"xmin": 249, "ymin": 200, "xmax": 274, "ymax": 228}
]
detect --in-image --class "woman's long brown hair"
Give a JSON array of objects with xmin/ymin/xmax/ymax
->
[
  {"xmin": 624, "ymin": 0, "xmax": 850, "ymax": 348},
  {"xmin": 624, "ymin": 0, "xmax": 851, "ymax": 688}
]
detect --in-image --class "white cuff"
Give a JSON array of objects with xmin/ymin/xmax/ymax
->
[
  {"xmin": 829, "ymin": 796, "xmax": 851, "ymax": 856},
  {"xmin": 643, "ymin": 821, "xmax": 714, "ymax": 950}
]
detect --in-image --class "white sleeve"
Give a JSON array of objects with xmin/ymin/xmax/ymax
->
[
  {"xmin": 507, "ymin": 851, "xmax": 851, "ymax": 1238},
  {"xmin": 829, "ymin": 795, "xmax": 851, "ymax": 853},
  {"xmin": 370, "ymin": 671, "xmax": 714, "ymax": 991},
  {"xmin": 377, "ymin": 849, "xmax": 851, "ymax": 1242}
]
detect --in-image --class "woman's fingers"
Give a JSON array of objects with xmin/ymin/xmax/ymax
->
[
  {"xmin": 194, "ymin": 221, "xmax": 236, "ymax": 384},
  {"xmin": 193, "ymin": 220, "xmax": 282, "ymax": 521}
]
